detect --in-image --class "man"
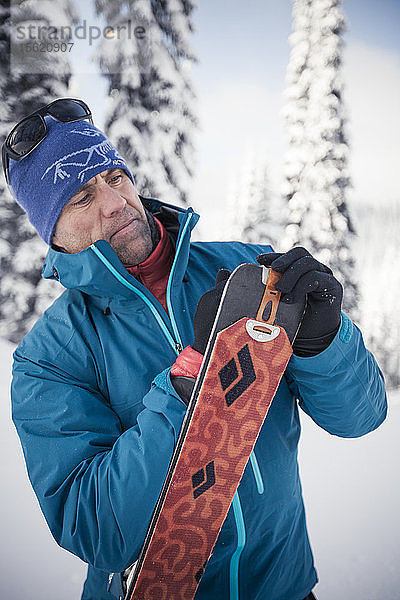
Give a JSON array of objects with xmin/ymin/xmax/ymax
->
[{"xmin": 4, "ymin": 99, "xmax": 387, "ymax": 600}]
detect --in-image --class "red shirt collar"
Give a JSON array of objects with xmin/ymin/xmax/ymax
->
[{"xmin": 127, "ymin": 218, "xmax": 173, "ymax": 312}]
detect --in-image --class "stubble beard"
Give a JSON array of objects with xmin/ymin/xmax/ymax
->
[{"xmin": 110, "ymin": 209, "xmax": 160, "ymax": 267}]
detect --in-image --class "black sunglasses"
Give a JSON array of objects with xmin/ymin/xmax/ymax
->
[{"xmin": 2, "ymin": 98, "xmax": 93, "ymax": 185}]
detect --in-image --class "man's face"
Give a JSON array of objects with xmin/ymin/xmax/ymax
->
[{"xmin": 52, "ymin": 169, "xmax": 153, "ymax": 267}]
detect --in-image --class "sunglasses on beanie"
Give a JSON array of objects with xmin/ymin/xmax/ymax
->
[{"xmin": 2, "ymin": 98, "xmax": 93, "ymax": 185}]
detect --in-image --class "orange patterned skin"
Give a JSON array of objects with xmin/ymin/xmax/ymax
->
[{"xmin": 129, "ymin": 317, "xmax": 293, "ymax": 600}]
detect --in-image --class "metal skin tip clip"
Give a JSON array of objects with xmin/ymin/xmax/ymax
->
[{"xmin": 245, "ymin": 319, "xmax": 281, "ymax": 342}]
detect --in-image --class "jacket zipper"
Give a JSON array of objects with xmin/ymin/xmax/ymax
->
[
  {"xmin": 90, "ymin": 244, "xmax": 180, "ymax": 354},
  {"xmin": 229, "ymin": 452, "xmax": 264, "ymax": 600},
  {"xmin": 166, "ymin": 212, "xmax": 193, "ymax": 350},
  {"xmin": 89, "ymin": 212, "xmax": 194, "ymax": 356},
  {"xmin": 230, "ymin": 491, "xmax": 246, "ymax": 600},
  {"xmin": 250, "ymin": 450, "xmax": 264, "ymax": 494}
]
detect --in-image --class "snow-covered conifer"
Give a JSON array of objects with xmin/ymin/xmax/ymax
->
[
  {"xmin": 241, "ymin": 150, "xmax": 284, "ymax": 250},
  {"xmin": 94, "ymin": 0, "xmax": 197, "ymax": 206},
  {"xmin": 224, "ymin": 147, "xmax": 256, "ymax": 242},
  {"xmin": 282, "ymin": 0, "xmax": 358, "ymax": 316},
  {"xmin": 281, "ymin": 0, "xmax": 313, "ymax": 224},
  {"xmin": 224, "ymin": 146, "xmax": 284, "ymax": 248},
  {"xmin": 0, "ymin": 0, "xmax": 76, "ymax": 343},
  {"xmin": 357, "ymin": 201, "xmax": 400, "ymax": 390}
]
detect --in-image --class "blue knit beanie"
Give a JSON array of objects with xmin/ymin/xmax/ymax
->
[{"xmin": 8, "ymin": 116, "xmax": 135, "ymax": 245}]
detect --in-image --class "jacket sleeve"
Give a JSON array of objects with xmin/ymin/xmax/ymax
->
[
  {"xmin": 285, "ymin": 312, "xmax": 387, "ymax": 438},
  {"xmin": 11, "ymin": 350, "xmax": 186, "ymax": 574}
]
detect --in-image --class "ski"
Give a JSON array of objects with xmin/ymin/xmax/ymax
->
[{"xmin": 124, "ymin": 263, "xmax": 305, "ymax": 600}]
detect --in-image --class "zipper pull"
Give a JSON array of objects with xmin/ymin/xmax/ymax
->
[{"xmin": 175, "ymin": 342, "xmax": 183, "ymax": 353}]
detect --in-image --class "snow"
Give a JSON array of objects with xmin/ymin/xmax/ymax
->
[
  {"xmin": 299, "ymin": 395, "xmax": 400, "ymax": 599},
  {"xmin": 0, "ymin": 338, "xmax": 87, "ymax": 600},
  {"xmin": 1, "ymin": 334, "xmax": 399, "ymax": 599}
]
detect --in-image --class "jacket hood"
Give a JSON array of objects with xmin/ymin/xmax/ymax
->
[{"xmin": 42, "ymin": 196, "xmax": 200, "ymax": 301}]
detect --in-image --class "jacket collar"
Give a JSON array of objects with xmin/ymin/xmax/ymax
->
[
  {"xmin": 127, "ymin": 217, "xmax": 173, "ymax": 301},
  {"xmin": 42, "ymin": 197, "xmax": 199, "ymax": 301}
]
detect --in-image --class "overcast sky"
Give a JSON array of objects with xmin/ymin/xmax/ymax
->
[{"xmin": 70, "ymin": 0, "xmax": 400, "ymax": 237}]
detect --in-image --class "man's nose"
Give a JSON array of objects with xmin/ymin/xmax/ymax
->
[{"xmin": 98, "ymin": 183, "xmax": 126, "ymax": 217}]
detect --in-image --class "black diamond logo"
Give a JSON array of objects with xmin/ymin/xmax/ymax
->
[
  {"xmin": 192, "ymin": 461, "xmax": 216, "ymax": 499},
  {"xmin": 218, "ymin": 344, "xmax": 256, "ymax": 407}
]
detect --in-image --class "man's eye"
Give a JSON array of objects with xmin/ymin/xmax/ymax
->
[
  {"xmin": 109, "ymin": 173, "xmax": 123, "ymax": 184},
  {"xmin": 72, "ymin": 194, "xmax": 91, "ymax": 207}
]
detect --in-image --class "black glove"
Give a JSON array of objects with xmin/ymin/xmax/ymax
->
[
  {"xmin": 171, "ymin": 269, "xmax": 231, "ymax": 405},
  {"xmin": 257, "ymin": 247, "xmax": 343, "ymax": 357},
  {"xmin": 192, "ymin": 269, "xmax": 231, "ymax": 355}
]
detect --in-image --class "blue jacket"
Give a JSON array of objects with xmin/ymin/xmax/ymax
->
[{"xmin": 11, "ymin": 199, "xmax": 387, "ymax": 600}]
